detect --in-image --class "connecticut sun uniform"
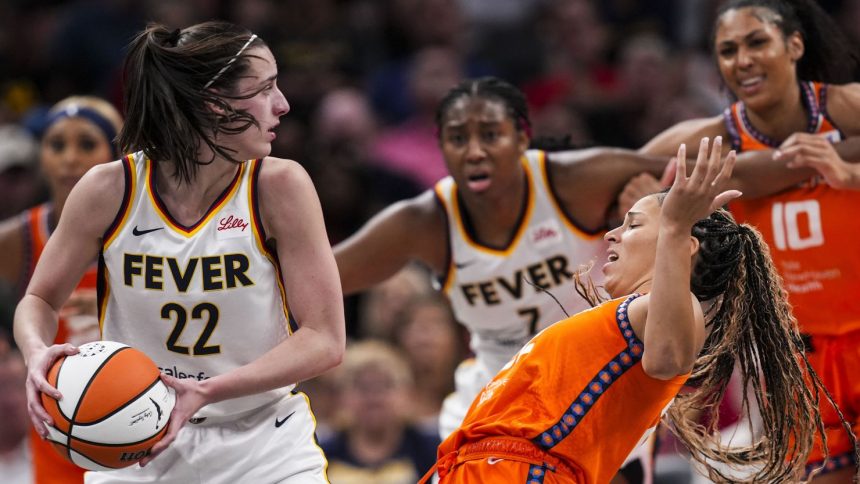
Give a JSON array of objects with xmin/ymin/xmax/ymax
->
[
  {"xmin": 23, "ymin": 203, "xmax": 95, "ymax": 484},
  {"xmin": 434, "ymin": 149, "xmax": 608, "ymax": 438},
  {"xmin": 427, "ymin": 294, "xmax": 687, "ymax": 484},
  {"xmin": 725, "ymin": 81, "xmax": 860, "ymax": 471},
  {"xmin": 92, "ymin": 153, "xmax": 326, "ymax": 483}
]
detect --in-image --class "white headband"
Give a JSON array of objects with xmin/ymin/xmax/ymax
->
[{"xmin": 203, "ymin": 34, "xmax": 258, "ymax": 90}]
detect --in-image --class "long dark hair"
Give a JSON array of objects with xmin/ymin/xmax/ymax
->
[
  {"xmin": 712, "ymin": 0, "xmax": 860, "ymax": 83},
  {"xmin": 118, "ymin": 21, "xmax": 268, "ymax": 184}
]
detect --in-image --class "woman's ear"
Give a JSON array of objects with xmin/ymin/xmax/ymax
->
[
  {"xmin": 517, "ymin": 129, "xmax": 530, "ymax": 154},
  {"xmin": 787, "ymin": 31, "xmax": 804, "ymax": 63},
  {"xmin": 689, "ymin": 236, "xmax": 700, "ymax": 258}
]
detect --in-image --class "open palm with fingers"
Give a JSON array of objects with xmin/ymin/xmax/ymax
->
[{"xmin": 661, "ymin": 136, "xmax": 741, "ymax": 229}]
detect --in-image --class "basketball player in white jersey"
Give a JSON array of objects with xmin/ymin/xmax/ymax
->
[
  {"xmin": 335, "ymin": 77, "xmax": 684, "ymax": 483},
  {"xmin": 14, "ymin": 21, "xmax": 344, "ymax": 483}
]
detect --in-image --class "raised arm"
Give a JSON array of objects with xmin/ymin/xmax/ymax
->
[
  {"xmin": 14, "ymin": 161, "xmax": 124, "ymax": 435},
  {"xmin": 638, "ymin": 138, "xmax": 740, "ymax": 379},
  {"xmin": 334, "ymin": 190, "xmax": 448, "ymax": 295}
]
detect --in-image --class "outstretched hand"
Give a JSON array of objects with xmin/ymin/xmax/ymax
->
[{"xmin": 661, "ymin": 137, "xmax": 741, "ymax": 229}]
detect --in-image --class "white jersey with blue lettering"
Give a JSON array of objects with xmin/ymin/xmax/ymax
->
[
  {"xmin": 435, "ymin": 149, "xmax": 608, "ymax": 374},
  {"xmin": 98, "ymin": 152, "xmax": 292, "ymax": 419}
]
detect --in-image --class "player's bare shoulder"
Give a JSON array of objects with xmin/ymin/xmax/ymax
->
[
  {"xmin": 65, "ymin": 160, "xmax": 129, "ymax": 235},
  {"xmin": 824, "ymin": 83, "xmax": 860, "ymax": 136}
]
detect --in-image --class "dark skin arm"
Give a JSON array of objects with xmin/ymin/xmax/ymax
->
[
  {"xmin": 547, "ymin": 148, "xmax": 672, "ymax": 231},
  {"xmin": 334, "ymin": 190, "xmax": 448, "ymax": 295},
  {"xmin": 637, "ymin": 116, "xmax": 860, "ymax": 199}
]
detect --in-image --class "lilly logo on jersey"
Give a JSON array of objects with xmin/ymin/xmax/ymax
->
[
  {"xmin": 218, "ymin": 215, "xmax": 249, "ymax": 232},
  {"xmin": 216, "ymin": 214, "xmax": 251, "ymax": 240},
  {"xmin": 529, "ymin": 220, "xmax": 562, "ymax": 249}
]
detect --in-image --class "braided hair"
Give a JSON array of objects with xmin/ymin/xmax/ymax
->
[
  {"xmin": 434, "ymin": 77, "xmax": 532, "ymax": 140},
  {"xmin": 666, "ymin": 207, "xmax": 857, "ymax": 482},
  {"xmin": 574, "ymin": 201, "xmax": 857, "ymax": 481}
]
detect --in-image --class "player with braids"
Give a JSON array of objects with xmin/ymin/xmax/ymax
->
[
  {"xmin": 421, "ymin": 137, "xmax": 851, "ymax": 484},
  {"xmin": 635, "ymin": 1, "xmax": 860, "ymax": 480},
  {"xmin": 15, "ymin": 21, "xmax": 344, "ymax": 483}
]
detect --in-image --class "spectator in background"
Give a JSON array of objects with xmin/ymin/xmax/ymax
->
[
  {"xmin": 372, "ymin": 46, "xmax": 465, "ymax": 187},
  {"xmin": 322, "ymin": 340, "xmax": 440, "ymax": 484},
  {"xmin": 358, "ymin": 265, "xmax": 434, "ymax": 341},
  {"xmin": 0, "ymin": 340, "xmax": 31, "ymax": 484},
  {"xmin": 0, "ymin": 124, "xmax": 44, "ymax": 222},
  {"xmin": 307, "ymin": 87, "xmax": 422, "ymax": 245},
  {"xmin": 394, "ymin": 294, "xmax": 465, "ymax": 435}
]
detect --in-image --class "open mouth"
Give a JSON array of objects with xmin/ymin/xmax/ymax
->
[{"xmin": 465, "ymin": 172, "xmax": 491, "ymax": 192}]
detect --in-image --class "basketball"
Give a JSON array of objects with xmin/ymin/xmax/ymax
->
[{"xmin": 40, "ymin": 340, "xmax": 175, "ymax": 471}]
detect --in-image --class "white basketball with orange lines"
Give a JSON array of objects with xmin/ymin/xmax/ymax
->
[{"xmin": 41, "ymin": 341, "xmax": 175, "ymax": 470}]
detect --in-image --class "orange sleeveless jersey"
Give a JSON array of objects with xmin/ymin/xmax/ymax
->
[
  {"xmin": 725, "ymin": 81, "xmax": 860, "ymax": 336},
  {"xmin": 23, "ymin": 203, "xmax": 93, "ymax": 483},
  {"xmin": 438, "ymin": 295, "xmax": 687, "ymax": 483}
]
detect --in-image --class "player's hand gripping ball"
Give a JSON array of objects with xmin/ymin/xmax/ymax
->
[{"xmin": 41, "ymin": 341, "xmax": 174, "ymax": 470}]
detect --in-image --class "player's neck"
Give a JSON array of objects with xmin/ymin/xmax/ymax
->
[
  {"xmin": 153, "ymin": 159, "xmax": 240, "ymax": 219},
  {"xmin": 744, "ymin": 82, "xmax": 807, "ymax": 142},
  {"xmin": 459, "ymin": 171, "xmax": 528, "ymax": 247}
]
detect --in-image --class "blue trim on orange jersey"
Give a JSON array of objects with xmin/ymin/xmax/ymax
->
[
  {"xmin": 533, "ymin": 293, "xmax": 644, "ymax": 450},
  {"xmin": 525, "ymin": 463, "xmax": 549, "ymax": 483},
  {"xmin": 736, "ymin": 81, "xmax": 822, "ymax": 149},
  {"xmin": 723, "ymin": 107, "xmax": 742, "ymax": 152}
]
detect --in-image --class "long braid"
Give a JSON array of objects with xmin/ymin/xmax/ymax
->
[{"xmin": 665, "ymin": 209, "xmax": 857, "ymax": 482}]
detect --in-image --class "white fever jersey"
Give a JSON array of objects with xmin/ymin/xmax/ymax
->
[
  {"xmin": 434, "ymin": 149, "xmax": 608, "ymax": 373},
  {"xmin": 98, "ymin": 153, "xmax": 292, "ymax": 419}
]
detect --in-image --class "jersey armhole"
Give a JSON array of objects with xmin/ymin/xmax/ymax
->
[
  {"xmin": 249, "ymin": 158, "xmax": 268, "ymax": 243},
  {"xmin": 541, "ymin": 151, "xmax": 605, "ymax": 236},
  {"xmin": 432, "ymin": 185, "xmax": 454, "ymax": 292},
  {"xmin": 101, "ymin": 155, "xmax": 135, "ymax": 248},
  {"xmin": 818, "ymin": 83, "xmax": 847, "ymax": 139}
]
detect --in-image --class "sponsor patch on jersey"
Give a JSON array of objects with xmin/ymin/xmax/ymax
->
[
  {"xmin": 215, "ymin": 214, "xmax": 251, "ymax": 240},
  {"xmin": 528, "ymin": 219, "xmax": 563, "ymax": 249}
]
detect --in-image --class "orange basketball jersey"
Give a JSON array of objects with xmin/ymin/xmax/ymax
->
[
  {"xmin": 724, "ymin": 81, "xmax": 860, "ymax": 335},
  {"xmin": 22, "ymin": 203, "xmax": 95, "ymax": 483},
  {"xmin": 438, "ymin": 294, "xmax": 687, "ymax": 483}
]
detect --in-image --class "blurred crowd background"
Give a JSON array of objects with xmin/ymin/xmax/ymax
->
[{"xmin": 1, "ymin": 0, "xmax": 858, "ymax": 483}]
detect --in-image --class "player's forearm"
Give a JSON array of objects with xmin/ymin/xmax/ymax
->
[
  {"xmin": 730, "ymin": 149, "xmax": 812, "ymax": 199},
  {"xmin": 642, "ymin": 224, "xmax": 697, "ymax": 380},
  {"xmin": 14, "ymin": 294, "xmax": 61, "ymax": 365},
  {"xmin": 199, "ymin": 323, "xmax": 345, "ymax": 403}
]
